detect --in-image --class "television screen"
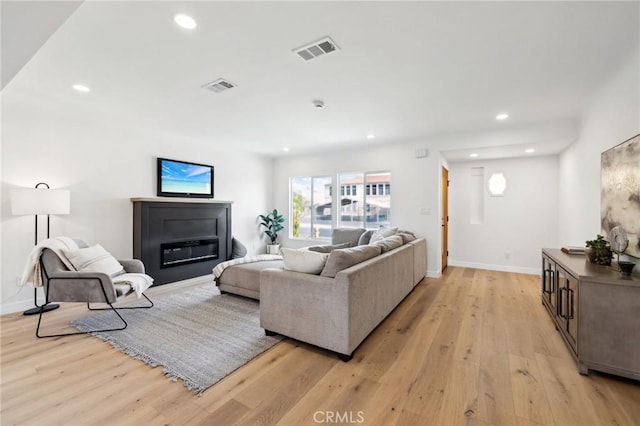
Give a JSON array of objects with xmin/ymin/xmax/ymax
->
[{"xmin": 157, "ymin": 158, "xmax": 214, "ymax": 198}]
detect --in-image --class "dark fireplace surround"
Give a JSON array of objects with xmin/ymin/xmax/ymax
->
[{"xmin": 132, "ymin": 198, "xmax": 232, "ymax": 286}]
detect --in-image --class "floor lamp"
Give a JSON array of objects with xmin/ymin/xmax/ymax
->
[{"xmin": 11, "ymin": 182, "xmax": 71, "ymax": 315}]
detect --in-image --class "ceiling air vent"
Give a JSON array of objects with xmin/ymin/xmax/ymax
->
[
  {"xmin": 202, "ymin": 78, "xmax": 237, "ymax": 93},
  {"xmin": 294, "ymin": 37, "xmax": 339, "ymax": 61}
]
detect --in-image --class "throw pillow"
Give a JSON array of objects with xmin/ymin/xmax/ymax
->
[
  {"xmin": 63, "ymin": 244, "xmax": 125, "ymax": 277},
  {"xmin": 331, "ymin": 228, "xmax": 366, "ymax": 247},
  {"xmin": 357, "ymin": 230, "xmax": 375, "ymax": 246},
  {"xmin": 371, "ymin": 235, "xmax": 404, "ymax": 253},
  {"xmin": 397, "ymin": 232, "xmax": 416, "ymax": 244},
  {"xmin": 281, "ymin": 248, "xmax": 329, "ymax": 275},
  {"xmin": 368, "ymin": 226, "xmax": 398, "ymax": 244},
  {"xmin": 308, "ymin": 242, "xmax": 350, "ymax": 253},
  {"xmin": 231, "ymin": 237, "xmax": 248, "ymax": 258},
  {"xmin": 320, "ymin": 245, "xmax": 382, "ymax": 278}
]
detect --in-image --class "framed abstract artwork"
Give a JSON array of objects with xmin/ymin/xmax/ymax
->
[{"xmin": 601, "ymin": 133, "xmax": 640, "ymax": 258}]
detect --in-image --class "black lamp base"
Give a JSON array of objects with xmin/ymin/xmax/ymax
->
[{"xmin": 23, "ymin": 303, "xmax": 59, "ymax": 316}]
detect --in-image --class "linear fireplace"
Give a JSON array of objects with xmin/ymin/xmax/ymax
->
[
  {"xmin": 161, "ymin": 238, "xmax": 219, "ymax": 268},
  {"xmin": 132, "ymin": 198, "xmax": 232, "ymax": 285}
]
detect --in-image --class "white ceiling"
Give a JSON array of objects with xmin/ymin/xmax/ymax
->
[{"xmin": 3, "ymin": 1, "xmax": 638, "ymax": 160}]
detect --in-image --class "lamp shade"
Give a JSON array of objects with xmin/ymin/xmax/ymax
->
[{"xmin": 11, "ymin": 188, "xmax": 70, "ymax": 215}]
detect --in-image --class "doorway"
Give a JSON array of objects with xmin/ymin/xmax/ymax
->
[{"xmin": 441, "ymin": 166, "xmax": 449, "ymax": 272}]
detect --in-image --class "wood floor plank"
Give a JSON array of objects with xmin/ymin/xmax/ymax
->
[{"xmin": 2, "ymin": 268, "xmax": 638, "ymax": 426}]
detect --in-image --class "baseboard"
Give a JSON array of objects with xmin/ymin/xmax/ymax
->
[
  {"xmin": 1, "ymin": 298, "xmax": 42, "ymax": 316},
  {"xmin": 448, "ymin": 260, "xmax": 540, "ymax": 275},
  {"xmin": 426, "ymin": 270, "xmax": 441, "ymax": 279}
]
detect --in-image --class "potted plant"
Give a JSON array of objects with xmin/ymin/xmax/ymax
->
[
  {"xmin": 259, "ymin": 209, "xmax": 285, "ymax": 254},
  {"xmin": 585, "ymin": 234, "xmax": 613, "ymax": 266}
]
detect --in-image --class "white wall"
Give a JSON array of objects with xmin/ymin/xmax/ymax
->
[
  {"xmin": 1, "ymin": 91, "xmax": 273, "ymax": 314},
  {"xmin": 273, "ymin": 142, "xmax": 442, "ymax": 277},
  {"xmin": 558, "ymin": 48, "xmax": 640, "ymax": 248},
  {"xmin": 448, "ymin": 156, "xmax": 559, "ymax": 274}
]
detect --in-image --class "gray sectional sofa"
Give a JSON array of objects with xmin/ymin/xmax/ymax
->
[
  {"xmin": 214, "ymin": 227, "xmax": 427, "ymax": 360},
  {"xmin": 260, "ymin": 229, "xmax": 427, "ymax": 360}
]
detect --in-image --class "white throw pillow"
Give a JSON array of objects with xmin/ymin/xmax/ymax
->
[
  {"xmin": 281, "ymin": 248, "xmax": 329, "ymax": 275},
  {"xmin": 63, "ymin": 244, "xmax": 124, "ymax": 277},
  {"xmin": 368, "ymin": 226, "xmax": 398, "ymax": 244}
]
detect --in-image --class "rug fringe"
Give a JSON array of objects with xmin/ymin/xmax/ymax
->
[{"xmin": 82, "ymin": 329, "xmax": 206, "ymax": 395}]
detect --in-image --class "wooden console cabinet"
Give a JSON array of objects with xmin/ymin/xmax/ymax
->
[{"xmin": 541, "ymin": 249, "xmax": 639, "ymax": 380}]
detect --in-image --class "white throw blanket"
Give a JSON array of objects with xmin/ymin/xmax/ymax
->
[
  {"xmin": 113, "ymin": 273, "xmax": 154, "ymax": 298},
  {"xmin": 212, "ymin": 254, "xmax": 283, "ymax": 282},
  {"xmin": 20, "ymin": 237, "xmax": 79, "ymax": 287}
]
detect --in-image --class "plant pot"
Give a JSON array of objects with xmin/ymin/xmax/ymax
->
[
  {"xmin": 618, "ymin": 261, "xmax": 636, "ymax": 277},
  {"xmin": 586, "ymin": 247, "xmax": 612, "ymax": 265},
  {"xmin": 266, "ymin": 244, "xmax": 281, "ymax": 255},
  {"xmin": 585, "ymin": 248, "xmax": 596, "ymax": 263}
]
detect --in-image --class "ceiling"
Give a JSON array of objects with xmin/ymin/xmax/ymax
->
[{"xmin": 2, "ymin": 1, "xmax": 638, "ymax": 160}]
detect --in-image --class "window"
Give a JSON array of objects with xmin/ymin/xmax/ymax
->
[
  {"xmin": 338, "ymin": 171, "xmax": 391, "ymax": 229},
  {"xmin": 290, "ymin": 171, "xmax": 391, "ymax": 239},
  {"xmin": 291, "ymin": 176, "xmax": 332, "ymax": 239}
]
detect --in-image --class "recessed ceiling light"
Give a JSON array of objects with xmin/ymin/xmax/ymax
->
[
  {"xmin": 366, "ymin": 133, "xmax": 375, "ymax": 140},
  {"xmin": 283, "ymin": 147, "xmax": 290, "ymax": 152},
  {"xmin": 174, "ymin": 13, "xmax": 197, "ymax": 30},
  {"xmin": 525, "ymin": 148, "xmax": 536, "ymax": 153},
  {"xmin": 496, "ymin": 113, "xmax": 509, "ymax": 120},
  {"xmin": 72, "ymin": 84, "xmax": 90, "ymax": 92},
  {"xmin": 470, "ymin": 153, "xmax": 479, "ymax": 158}
]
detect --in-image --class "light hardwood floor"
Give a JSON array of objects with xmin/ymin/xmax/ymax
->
[{"xmin": 1, "ymin": 267, "xmax": 638, "ymax": 425}]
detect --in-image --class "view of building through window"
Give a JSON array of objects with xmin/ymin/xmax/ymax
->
[
  {"xmin": 290, "ymin": 171, "xmax": 391, "ymax": 239},
  {"xmin": 338, "ymin": 172, "xmax": 391, "ymax": 229}
]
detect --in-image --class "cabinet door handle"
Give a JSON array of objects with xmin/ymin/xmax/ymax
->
[
  {"xmin": 561, "ymin": 287, "xmax": 569, "ymax": 319},
  {"xmin": 558, "ymin": 287, "xmax": 564, "ymax": 318},
  {"xmin": 568, "ymin": 288, "xmax": 575, "ymax": 320}
]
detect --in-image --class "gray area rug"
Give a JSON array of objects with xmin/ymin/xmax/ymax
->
[{"xmin": 72, "ymin": 285, "xmax": 282, "ymax": 395}]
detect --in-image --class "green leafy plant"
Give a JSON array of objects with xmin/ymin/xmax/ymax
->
[
  {"xmin": 585, "ymin": 234, "xmax": 613, "ymax": 265},
  {"xmin": 259, "ymin": 209, "xmax": 285, "ymax": 244}
]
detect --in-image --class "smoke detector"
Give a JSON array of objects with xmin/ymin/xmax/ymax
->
[
  {"xmin": 202, "ymin": 78, "xmax": 237, "ymax": 93},
  {"xmin": 312, "ymin": 99, "xmax": 325, "ymax": 109},
  {"xmin": 294, "ymin": 37, "xmax": 339, "ymax": 61}
]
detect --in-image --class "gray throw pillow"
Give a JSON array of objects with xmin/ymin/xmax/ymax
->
[
  {"xmin": 320, "ymin": 245, "xmax": 382, "ymax": 278},
  {"xmin": 397, "ymin": 232, "xmax": 416, "ymax": 244},
  {"xmin": 368, "ymin": 226, "xmax": 398, "ymax": 244},
  {"xmin": 231, "ymin": 237, "xmax": 248, "ymax": 258},
  {"xmin": 308, "ymin": 242, "xmax": 350, "ymax": 253},
  {"xmin": 331, "ymin": 228, "xmax": 366, "ymax": 247},
  {"xmin": 357, "ymin": 230, "xmax": 375, "ymax": 246},
  {"xmin": 371, "ymin": 235, "xmax": 404, "ymax": 253}
]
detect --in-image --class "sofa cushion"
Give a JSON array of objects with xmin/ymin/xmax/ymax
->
[
  {"xmin": 308, "ymin": 242, "xmax": 350, "ymax": 253},
  {"xmin": 320, "ymin": 245, "xmax": 382, "ymax": 278},
  {"xmin": 371, "ymin": 235, "xmax": 404, "ymax": 253},
  {"xmin": 331, "ymin": 228, "xmax": 366, "ymax": 247},
  {"xmin": 358, "ymin": 230, "xmax": 375, "ymax": 245},
  {"xmin": 231, "ymin": 237, "xmax": 248, "ymax": 258},
  {"xmin": 397, "ymin": 232, "xmax": 416, "ymax": 244},
  {"xmin": 63, "ymin": 244, "xmax": 124, "ymax": 277},
  {"xmin": 369, "ymin": 226, "xmax": 398, "ymax": 244},
  {"xmin": 281, "ymin": 248, "xmax": 329, "ymax": 274}
]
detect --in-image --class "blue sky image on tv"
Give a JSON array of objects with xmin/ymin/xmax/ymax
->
[{"xmin": 161, "ymin": 159, "xmax": 211, "ymax": 194}]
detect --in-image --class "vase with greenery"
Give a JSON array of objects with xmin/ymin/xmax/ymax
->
[
  {"xmin": 585, "ymin": 234, "xmax": 613, "ymax": 265},
  {"xmin": 259, "ymin": 209, "xmax": 285, "ymax": 253}
]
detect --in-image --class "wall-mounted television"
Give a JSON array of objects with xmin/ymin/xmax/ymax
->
[{"xmin": 157, "ymin": 157, "xmax": 214, "ymax": 198}]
